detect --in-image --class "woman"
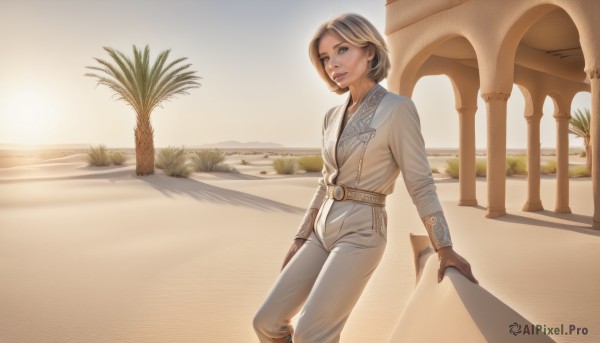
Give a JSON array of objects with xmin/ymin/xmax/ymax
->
[{"xmin": 253, "ymin": 13, "xmax": 478, "ymax": 343}]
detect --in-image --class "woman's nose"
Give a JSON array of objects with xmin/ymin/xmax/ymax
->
[{"xmin": 327, "ymin": 56, "xmax": 339, "ymax": 70}]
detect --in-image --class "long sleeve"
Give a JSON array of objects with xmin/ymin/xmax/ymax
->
[
  {"xmin": 293, "ymin": 108, "xmax": 332, "ymax": 241},
  {"xmin": 293, "ymin": 170, "xmax": 326, "ymax": 240},
  {"xmin": 388, "ymin": 98, "xmax": 453, "ymax": 252}
]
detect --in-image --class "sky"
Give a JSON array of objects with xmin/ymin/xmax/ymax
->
[{"xmin": 0, "ymin": 0, "xmax": 591, "ymax": 149}]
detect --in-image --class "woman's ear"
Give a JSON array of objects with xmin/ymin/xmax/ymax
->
[{"xmin": 366, "ymin": 44, "xmax": 376, "ymax": 61}]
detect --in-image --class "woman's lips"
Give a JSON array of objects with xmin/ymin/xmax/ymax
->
[{"xmin": 333, "ymin": 72, "xmax": 346, "ymax": 82}]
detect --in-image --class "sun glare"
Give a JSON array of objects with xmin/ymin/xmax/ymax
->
[{"xmin": 0, "ymin": 88, "xmax": 56, "ymax": 145}]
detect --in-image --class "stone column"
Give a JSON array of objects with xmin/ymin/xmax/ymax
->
[
  {"xmin": 590, "ymin": 69, "xmax": 600, "ymax": 228},
  {"xmin": 458, "ymin": 107, "xmax": 478, "ymax": 206},
  {"xmin": 482, "ymin": 92, "xmax": 510, "ymax": 218},
  {"xmin": 522, "ymin": 114, "xmax": 544, "ymax": 211},
  {"xmin": 554, "ymin": 114, "xmax": 571, "ymax": 213}
]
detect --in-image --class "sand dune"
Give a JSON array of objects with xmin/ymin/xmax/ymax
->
[{"xmin": 0, "ymin": 153, "xmax": 598, "ymax": 342}]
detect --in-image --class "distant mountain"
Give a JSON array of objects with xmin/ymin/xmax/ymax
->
[{"xmin": 191, "ymin": 141, "xmax": 285, "ymax": 149}]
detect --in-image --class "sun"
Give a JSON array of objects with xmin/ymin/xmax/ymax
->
[{"xmin": 0, "ymin": 87, "xmax": 55, "ymax": 145}]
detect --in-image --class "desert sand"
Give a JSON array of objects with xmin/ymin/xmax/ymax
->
[{"xmin": 0, "ymin": 150, "xmax": 598, "ymax": 343}]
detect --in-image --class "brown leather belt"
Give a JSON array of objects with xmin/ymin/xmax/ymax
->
[{"xmin": 326, "ymin": 184, "xmax": 386, "ymax": 206}]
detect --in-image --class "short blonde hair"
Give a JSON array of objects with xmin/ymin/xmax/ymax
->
[{"xmin": 308, "ymin": 13, "xmax": 390, "ymax": 95}]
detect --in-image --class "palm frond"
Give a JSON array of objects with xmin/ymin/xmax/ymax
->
[
  {"xmin": 84, "ymin": 73, "xmax": 134, "ymax": 102},
  {"xmin": 114, "ymin": 47, "xmax": 143, "ymax": 109},
  {"xmin": 85, "ymin": 44, "xmax": 201, "ymax": 117},
  {"xmin": 148, "ymin": 68, "xmax": 200, "ymax": 111},
  {"xmin": 569, "ymin": 108, "xmax": 590, "ymax": 141},
  {"xmin": 147, "ymin": 50, "xmax": 171, "ymax": 102}
]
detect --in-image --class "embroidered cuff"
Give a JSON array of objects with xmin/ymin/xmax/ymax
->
[
  {"xmin": 421, "ymin": 211, "xmax": 453, "ymax": 252},
  {"xmin": 294, "ymin": 208, "xmax": 319, "ymax": 240}
]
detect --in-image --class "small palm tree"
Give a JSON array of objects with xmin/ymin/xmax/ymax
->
[
  {"xmin": 569, "ymin": 108, "xmax": 591, "ymax": 173},
  {"xmin": 85, "ymin": 45, "xmax": 201, "ymax": 175}
]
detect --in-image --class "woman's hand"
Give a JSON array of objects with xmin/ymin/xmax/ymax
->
[
  {"xmin": 436, "ymin": 246, "xmax": 478, "ymax": 284},
  {"xmin": 281, "ymin": 238, "xmax": 306, "ymax": 272}
]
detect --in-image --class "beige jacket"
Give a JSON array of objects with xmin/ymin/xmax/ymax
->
[{"xmin": 294, "ymin": 84, "xmax": 452, "ymax": 252}]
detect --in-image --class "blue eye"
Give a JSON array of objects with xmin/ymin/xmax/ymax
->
[{"xmin": 339, "ymin": 47, "xmax": 348, "ymax": 54}]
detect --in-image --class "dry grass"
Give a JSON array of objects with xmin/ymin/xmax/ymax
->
[
  {"xmin": 87, "ymin": 145, "xmax": 110, "ymax": 166},
  {"xmin": 297, "ymin": 155, "xmax": 323, "ymax": 172},
  {"xmin": 155, "ymin": 147, "xmax": 190, "ymax": 178},
  {"xmin": 273, "ymin": 157, "xmax": 297, "ymax": 175},
  {"xmin": 569, "ymin": 166, "xmax": 591, "ymax": 177},
  {"xmin": 506, "ymin": 155, "xmax": 527, "ymax": 176},
  {"xmin": 109, "ymin": 151, "xmax": 127, "ymax": 165}
]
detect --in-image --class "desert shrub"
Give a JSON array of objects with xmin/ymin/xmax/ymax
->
[
  {"xmin": 190, "ymin": 149, "xmax": 226, "ymax": 172},
  {"xmin": 212, "ymin": 163, "xmax": 240, "ymax": 174},
  {"xmin": 87, "ymin": 145, "xmax": 110, "ymax": 166},
  {"xmin": 569, "ymin": 166, "xmax": 591, "ymax": 177},
  {"xmin": 445, "ymin": 158, "xmax": 487, "ymax": 178},
  {"xmin": 155, "ymin": 147, "xmax": 190, "ymax": 177},
  {"xmin": 431, "ymin": 166, "xmax": 439, "ymax": 174},
  {"xmin": 109, "ymin": 151, "xmax": 127, "ymax": 165},
  {"xmin": 506, "ymin": 155, "xmax": 527, "ymax": 176},
  {"xmin": 475, "ymin": 159, "xmax": 487, "ymax": 177},
  {"xmin": 445, "ymin": 159, "xmax": 459, "ymax": 178},
  {"xmin": 297, "ymin": 155, "xmax": 323, "ymax": 172},
  {"xmin": 241, "ymin": 159, "xmax": 249, "ymax": 165},
  {"xmin": 260, "ymin": 170, "xmax": 267, "ymax": 175},
  {"xmin": 165, "ymin": 161, "xmax": 191, "ymax": 177},
  {"xmin": 156, "ymin": 147, "xmax": 184, "ymax": 169},
  {"xmin": 541, "ymin": 160, "xmax": 557, "ymax": 174},
  {"xmin": 273, "ymin": 157, "xmax": 297, "ymax": 175}
]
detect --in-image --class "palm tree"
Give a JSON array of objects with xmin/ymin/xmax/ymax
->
[
  {"xmin": 569, "ymin": 108, "xmax": 591, "ymax": 173},
  {"xmin": 85, "ymin": 45, "xmax": 201, "ymax": 175}
]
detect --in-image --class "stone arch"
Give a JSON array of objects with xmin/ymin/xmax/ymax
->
[
  {"xmin": 517, "ymin": 85, "xmax": 535, "ymax": 117},
  {"xmin": 407, "ymin": 35, "xmax": 481, "ymax": 206},
  {"xmin": 385, "ymin": 0, "xmax": 600, "ymax": 225},
  {"xmin": 398, "ymin": 34, "xmax": 480, "ymax": 98},
  {"xmin": 498, "ymin": 3, "xmax": 591, "ymax": 83},
  {"xmin": 547, "ymin": 92, "xmax": 573, "ymax": 118}
]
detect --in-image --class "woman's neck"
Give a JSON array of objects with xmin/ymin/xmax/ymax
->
[{"xmin": 348, "ymin": 79, "xmax": 377, "ymax": 110}]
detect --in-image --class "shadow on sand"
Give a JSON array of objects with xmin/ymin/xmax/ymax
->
[
  {"xmin": 138, "ymin": 173, "xmax": 306, "ymax": 214},
  {"xmin": 0, "ymin": 167, "xmax": 306, "ymax": 214},
  {"xmin": 468, "ymin": 205, "xmax": 600, "ymax": 237}
]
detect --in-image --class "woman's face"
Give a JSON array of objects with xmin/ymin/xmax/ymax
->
[{"xmin": 317, "ymin": 30, "xmax": 373, "ymax": 90}]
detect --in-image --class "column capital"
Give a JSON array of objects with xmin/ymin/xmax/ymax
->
[
  {"xmin": 524, "ymin": 114, "xmax": 542, "ymax": 123},
  {"xmin": 588, "ymin": 68, "xmax": 600, "ymax": 79},
  {"xmin": 456, "ymin": 107, "xmax": 477, "ymax": 117},
  {"xmin": 553, "ymin": 114, "xmax": 571, "ymax": 122},
  {"xmin": 481, "ymin": 92, "xmax": 510, "ymax": 103}
]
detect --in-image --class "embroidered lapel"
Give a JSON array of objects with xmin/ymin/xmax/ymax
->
[
  {"xmin": 326, "ymin": 95, "xmax": 351, "ymax": 172},
  {"xmin": 336, "ymin": 84, "xmax": 387, "ymax": 166}
]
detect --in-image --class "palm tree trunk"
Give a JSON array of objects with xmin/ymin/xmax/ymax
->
[{"xmin": 135, "ymin": 113, "xmax": 155, "ymax": 176}]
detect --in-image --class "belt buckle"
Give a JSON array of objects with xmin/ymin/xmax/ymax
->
[{"xmin": 332, "ymin": 185, "xmax": 347, "ymax": 201}]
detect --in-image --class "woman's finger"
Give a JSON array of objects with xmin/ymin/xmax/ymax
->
[
  {"xmin": 466, "ymin": 270, "xmax": 479, "ymax": 284},
  {"xmin": 459, "ymin": 263, "xmax": 478, "ymax": 284},
  {"xmin": 439, "ymin": 260, "xmax": 478, "ymax": 284}
]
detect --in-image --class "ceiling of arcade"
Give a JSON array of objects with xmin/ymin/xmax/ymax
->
[{"xmin": 427, "ymin": 8, "xmax": 586, "ymax": 84}]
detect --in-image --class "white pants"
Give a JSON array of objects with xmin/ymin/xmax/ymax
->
[{"xmin": 253, "ymin": 202, "xmax": 387, "ymax": 343}]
